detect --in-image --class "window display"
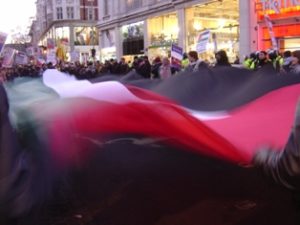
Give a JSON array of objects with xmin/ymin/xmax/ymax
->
[
  {"xmin": 148, "ymin": 13, "xmax": 179, "ymax": 47},
  {"xmin": 74, "ymin": 27, "xmax": 98, "ymax": 46},
  {"xmin": 55, "ymin": 27, "xmax": 70, "ymax": 44},
  {"xmin": 185, "ymin": 0, "xmax": 239, "ymax": 62}
]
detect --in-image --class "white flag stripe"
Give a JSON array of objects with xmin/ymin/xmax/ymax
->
[{"xmin": 43, "ymin": 69, "xmax": 229, "ymax": 120}]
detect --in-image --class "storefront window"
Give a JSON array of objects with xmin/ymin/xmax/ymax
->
[
  {"xmin": 101, "ymin": 46, "xmax": 117, "ymax": 61},
  {"xmin": 55, "ymin": 27, "xmax": 70, "ymax": 44},
  {"xmin": 185, "ymin": 0, "xmax": 239, "ymax": 62},
  {"xmin": 147, "ymin": 13, "xmax": 179, "ymax": 60},
  {"xmin": 74, "ymin": 27, "xmax": 98, "ymax": 46},
  {"xmin": 122, "ymin": 22, "xmax": 144, "ymax": 56},
  {"xmin": 148, "ymin": 13, "xmax": 179, "ymax": 47},
  {"xmin": 122, "ymin": 21, "xmax": 144, "ymax": 40}
]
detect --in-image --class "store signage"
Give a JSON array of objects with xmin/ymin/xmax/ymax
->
[{"xmin": 259, "ymin": 0, "xmax": 300, "ymax": 14}]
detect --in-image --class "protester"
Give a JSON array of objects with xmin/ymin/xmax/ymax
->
[
  {"xmin": 281, "ymin": 50, "xmax": 293, "ymax": 73},
  {"xmin": 243, "ymin": 52, "xmax": 257, "ymax": 70},
  {"xmin": 181, "ymin": 53, "xmax": 189, "ymax": 69},
  {"xmin": 255, "ymin": 51, "xmax": 273, "ymax": 70},
  {"xmin": 214, "ymin": 50, "xmax": 231, "ymax": 67},
  {"xmin": 136, "ymin": 56, "xmax": 151, "ymax": 78},
  {"xmin": 185, "ymin": 51, "xmax": 207, "ymax": 72},
  {"xmin": 131, "ymin": 55, "xmax": 140, "ymax": 71},
  {"xmin": 159, "ymin": 57, "xmax": 172, "ymax": 79},
  {"xmin": 268, "ymin": 49, "xmax": 283, "ymax": 73},
  {"xmin": 118, "ymin": 57, "xmax": 130, "ymax": 74},
  {"xmin": 151, "ymin": 56, "xmax": 162, "ymax": 79}
]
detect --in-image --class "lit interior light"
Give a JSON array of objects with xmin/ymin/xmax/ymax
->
[
  {"xmin": 218, "ymin": 19, "xmax": 226, "ymax": 29},
  {"xmin": 193, "ymin": 21, "xmax": 202, "ymax": 31}
]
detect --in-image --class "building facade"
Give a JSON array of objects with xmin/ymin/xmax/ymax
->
[
  {"xmin": 97, "ymin": 0, "xmax": 252, "ymax": 62},
  {"xmin": 30, "ymin": 0, "xmax": 99, "ymax": 62},
  {"xmin": 254, "ymin": 0, "xmax": 300, "ymax": 52},
  {"xmin": 97, "ymin": 0, "xmax": 300, "ymax": 63}
]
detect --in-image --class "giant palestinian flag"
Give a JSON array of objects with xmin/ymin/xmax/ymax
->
[
  {"xmin": 2, "ymin": 66, "xmax": 300, "ymax": 217},
  {"xmin": 5, "ymin": 67, "xmax": 300, "ymax": 164}
]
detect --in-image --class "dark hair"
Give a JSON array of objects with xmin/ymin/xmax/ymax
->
[
  {"xmin": 250, "ymin": 52, "xmax": 257, "ymax": 59},
  {"xmin": 259, "ymin": 51, "xmax": 267, "ymax": 56},
  {"xmin": 188, "ymin": 51, "xmax": 198, "ymax": 61},
  {"xmin": 292, "ymin": 50, "xmax": 300, "ymax": 61},
  {"xmin": 215, "ymin": 50, "xmax": 230, "ymax": 66},
  {"xmin": 268, "ymin": 50, "xmax": 279, "ymax": 60},
  {"xmin": 283, "ymin": 50, "xmax": 292, "ymax": 58},
  {"xmin": 153, "ymin": 56, "xmax": 161, "ymax": 63}
]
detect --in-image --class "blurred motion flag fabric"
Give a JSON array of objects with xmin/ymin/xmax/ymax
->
[{"xmin": 4, "ymin": 67, "xmax": 300, "ymax": 167}]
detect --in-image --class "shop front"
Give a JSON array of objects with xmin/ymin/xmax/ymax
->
[
  {"xmin": 122, "ymin": 21, "xmax": 144, "ymax": 62},
  {"xmin": 147, "ymin": 12, "xmax": 179, "ymax": 61},
  {"xmin": 39, "ymin": 25, "xmax": 99, "ymax": 63},
  {"xmin": 256, "ymin": 0, "xmax": 300, "ymax": 51},
  {"xmin": 185, "ymin": 0, "xmax": 240, "ymax": 63},
  {"xmin": 74, "ymin": 26, "xmax": 99, "ymax": 62}
]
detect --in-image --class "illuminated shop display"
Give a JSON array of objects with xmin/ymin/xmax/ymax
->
[
  {"xmin": 74, "ymin": 27, "xmax": 98, "ymax": 46},
  {"xmin": 147, "ymin": 13, "xmax": 179, "ymax": 59},
  {"xmin": 55, "ymin": 27, "xmax": 70, "ymax": 44},
  {"xmin": 185, "ymin": 0, "xmax": 239, "ymax": 62}
]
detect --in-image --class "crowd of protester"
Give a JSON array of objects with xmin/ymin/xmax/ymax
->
[{"xmin": 1, "ymin": 48, "xmax": 300, "ymax": 83}]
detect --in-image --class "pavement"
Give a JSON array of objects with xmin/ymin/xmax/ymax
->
[{"xmin": 14, "ymin": 138, "xmax": 300, "ymax": 225}]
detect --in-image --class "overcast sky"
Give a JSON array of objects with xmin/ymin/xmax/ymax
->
[{"xmin": 0, "ymin": 0, "xmax": 36, "ymax": 41}]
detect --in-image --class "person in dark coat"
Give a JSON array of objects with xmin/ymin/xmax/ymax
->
[
  {"xmin": 136, "ymin": 56, "xmax": 151, "ymax": 78},
  {"xmin": 282, "ymin": 50, "xmax": 293, "ymax": 73},
  {"xmin": 255, "ymin": 51, "xmax": 273, "ymax": 70},
  {"xmin": 214, "ymin": 50, "xmax": 231, "ymax": 67},
  {"xmin": 118, "ymin": 57, "xmax": 130, "ymax": 75},
  {"xmin": 151, "ymin": 56, "xmax": 162, "ymax": 79}
]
